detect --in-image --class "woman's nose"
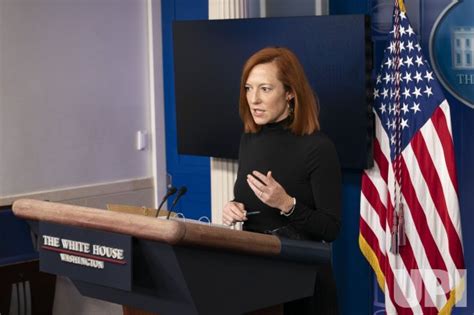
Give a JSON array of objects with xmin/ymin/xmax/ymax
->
[{"xmin": 249, "ymin": 91, "xmax": 260, "ymax": 104}]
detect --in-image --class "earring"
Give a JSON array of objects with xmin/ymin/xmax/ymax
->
[{"xmin": 287, "ymin": 100, "xmax": 294, "ymax": 116}]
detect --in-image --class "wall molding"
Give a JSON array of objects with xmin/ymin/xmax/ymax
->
[
  {"xmin": 209, "ymin": 0, "xmax": 246, "ymax": 224},
  {"xmin": 0, "ymin": 177, "xmax": 153, "ymax": 206}
]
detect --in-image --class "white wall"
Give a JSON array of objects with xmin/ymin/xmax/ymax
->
[
  {"xmin": 1, "ymin": 1, "xmax": 166, "ymax": 314},
  {"xmin": 0, "ymin": 0, "xmax": 155, "ymax": 200}
]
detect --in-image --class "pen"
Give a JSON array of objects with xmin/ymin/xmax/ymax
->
[
  {"xmin": 246, "ymin": 211, "xmax": 261, "ymax": 216},
  {"xmin": 232, "ymin": 211, "xmax": 260, "ymax": 225}
]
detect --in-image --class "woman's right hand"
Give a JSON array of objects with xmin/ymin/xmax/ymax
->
[{"xmin": 222, "ymin": 201, "xmax": 247, "ymax": 226}]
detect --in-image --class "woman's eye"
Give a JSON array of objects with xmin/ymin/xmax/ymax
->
[
  {"xmin": 244, "ymin": 86, "xmax": 251, "ymax": 91},
  {"xmin": 262, "ymin": 87, "xmax": 271, "ymax": 92}
]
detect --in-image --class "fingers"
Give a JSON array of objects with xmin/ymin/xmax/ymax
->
[
  {"xmin": 251, "ymin": 171, "xmax": 271, "ymax": 185},
  {"xmin": 234, "ymin": 202, "xmax": 245, "ymax": 211},
  {"xmin": 247, "ymin": 170, "xmax": 277, "ymax": 201},
  {"xmin": 246, "ymin": 174, "xmax": 265, "ymax": 193},
  {"xmin": 247, "ymin": 176, "xmax": 264, "ymax": 200},
  {"xmin": 229, "ymin": 202, "xmax": 246, "ymax": 218},
  {"xmin": 267, "ymin": 171, "xmax": 273, "ymax": 179},
  {"xmin": 222, "ymin": 201, "xmax": 247, "ymax": 225}
]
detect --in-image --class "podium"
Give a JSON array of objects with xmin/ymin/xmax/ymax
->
[{"xmin": 12, "ymin": 199, "xmax": 331, "ymax": 315}]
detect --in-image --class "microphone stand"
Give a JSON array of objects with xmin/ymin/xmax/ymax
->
[
  {"xmin": 166, "ymin": 186, "xmax": 187, "ymax": 220},
  {"xmin": 155, "ymin": 187, "xmax": 177, "ymax": 218}
]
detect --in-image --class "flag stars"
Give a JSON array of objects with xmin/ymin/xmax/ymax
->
[
  {"xmin": 376, "ymin": 74, "xmax": 382, "ymax": 84},
  {"xmin": 400, "ymin": 11, "xmax": 407, "ymax": 20},
  {"xmin": 390, "ymin": 119, "xmax": 396, "ymax": 130},
  {"xmin": 413, "ymin": 86, "xmax": 422, "ymax": 98},
  {"xmin": 388, "ymin": 41, "xmax": 396, "ymax": 54},
  {"xmin": 389, "ymin": 104, "xmax": 395, "ymax": 114},
  {"xmin": 397, "ymin": 57, "xmax": 405, "ymax": 68},
  {"xmin": 390, "ymin": 134, "xmax": 396, "ymax": 145},
  {"xmin": 373, "ymin": 9, "xmax": 448, "ymax": 174},
  {"xmin": 411, "ymin": 102, "xmax": 421, "ymax": 114},
  {"xmin": 414, "ymin": 71, "xmax": 423, "ymax": 83},
  {"xmin": 415, "ymin": 55, "xmax": 424, "ymax": 67},
  {"xmin": 400, "ymin": 118, "xmax": 409, "ymax": 129},
  {"xmin": 399, "ymin": 26, "xmax": 406, "ymax": 37},
  {"xmin": 402, "ymin": 87, "xmax": 411, "ymax": 98},
  {"xmin": 387, "ymin": 119, "xmax": 394, "ymax": 130},
  {"xmin": 372, "ymin": 8, "xmax": 455, "ymax": 213},
  {"xmin": 424, "ymin": 71, "xmax": 434, "ymax": 82},
  {"xmin": 424, "ymin": 86, "xmax": 433, "ymax": 97},
  {"xmin": 403, "ymin": 71, "xmax": 412, "ymax": 83},
  {"xmin": 402, "ymin": 103, "xmax": 409, "ymax": 114},
  {"xmin": 374, "ymin": 88, "xmax": 380, "ymax": 99},
  {"xmin": 399, "ymin": 41, "xmax": 406, "ymax": 52}
]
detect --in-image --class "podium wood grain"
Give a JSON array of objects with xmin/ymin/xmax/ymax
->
[{"xmin": 12, "ymin": 199, "xmax": 281, "ymax": 257}]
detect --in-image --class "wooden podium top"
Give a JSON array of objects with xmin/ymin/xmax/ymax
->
[{"xmin": 12, "ymin": 199, "xmax": 281, "ymax": 257}]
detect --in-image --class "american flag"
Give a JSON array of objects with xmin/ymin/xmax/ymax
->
[{"xmin": 359, "ymin": 2, "xmax": 465, "ymax": 314}]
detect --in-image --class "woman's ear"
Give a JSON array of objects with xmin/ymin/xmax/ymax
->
[{"xmin": 286, "ymin": 91, "xmax": 295, "ymax": 102}]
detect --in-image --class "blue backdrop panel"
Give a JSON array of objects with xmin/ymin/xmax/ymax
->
[
  {"xmin": 0, "ymin": 209, "xmax": 38, "ymax": 265},
  {"xmin": 161, "ymin": 0, "xmax": 211, "ymax": 220}
]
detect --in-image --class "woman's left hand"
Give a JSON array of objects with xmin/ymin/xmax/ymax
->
[{"xmin": 246, "ymin": 170, "xmax": 294, "ymax": 213}]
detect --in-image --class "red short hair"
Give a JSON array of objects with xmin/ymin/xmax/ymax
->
[{"xmin": 239, "ymin": 47, "xmax": 320, "ymax": 135}]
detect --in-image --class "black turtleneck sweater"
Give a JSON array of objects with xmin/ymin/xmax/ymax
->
[{"xmin": 234, "ymin": 119, "xmax": 342, "ymax": 242}]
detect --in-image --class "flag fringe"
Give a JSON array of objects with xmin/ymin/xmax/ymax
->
[
  {"xmin": 439, "ymin": 277, "xmax": 466, "ymax": 315},
  {"xmin": 360, "ymin": 233, "xmax": 467, "ymax": 314},
  {"xmin": 359, "ymin": 233, "xmax": 386, "ymax": 291}
]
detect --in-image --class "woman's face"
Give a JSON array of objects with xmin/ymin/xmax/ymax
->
[{"xmin": 245, "ymin": 62, "xmax": 292, "ymax": 126}]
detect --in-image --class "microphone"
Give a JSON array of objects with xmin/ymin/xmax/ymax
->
[
  {"xmin": 155, "ymin": 186, "xmax": 178, "ymax": 218},
  {"xmin": 166, "ymin": 186, "xmax": 187, "ymax": 219}
]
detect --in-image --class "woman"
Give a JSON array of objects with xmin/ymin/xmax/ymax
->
[{"xmin": 222, "ymin": 47, "xmax": 341, "ymax": 314}]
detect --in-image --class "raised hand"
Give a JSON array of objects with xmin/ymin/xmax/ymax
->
[{"xmin": 246, "ymin": 170, "xmax": 294, "ymax": 213}]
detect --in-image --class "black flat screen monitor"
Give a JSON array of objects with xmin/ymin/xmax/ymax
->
[{"xmin": 173, "ymin": 15, "xmax": 373, "ymax": 170}]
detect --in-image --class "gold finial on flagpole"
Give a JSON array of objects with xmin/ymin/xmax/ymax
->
[{"xmin": 398, "ymin": 0, "xmax": 406, "ymax": 12}]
